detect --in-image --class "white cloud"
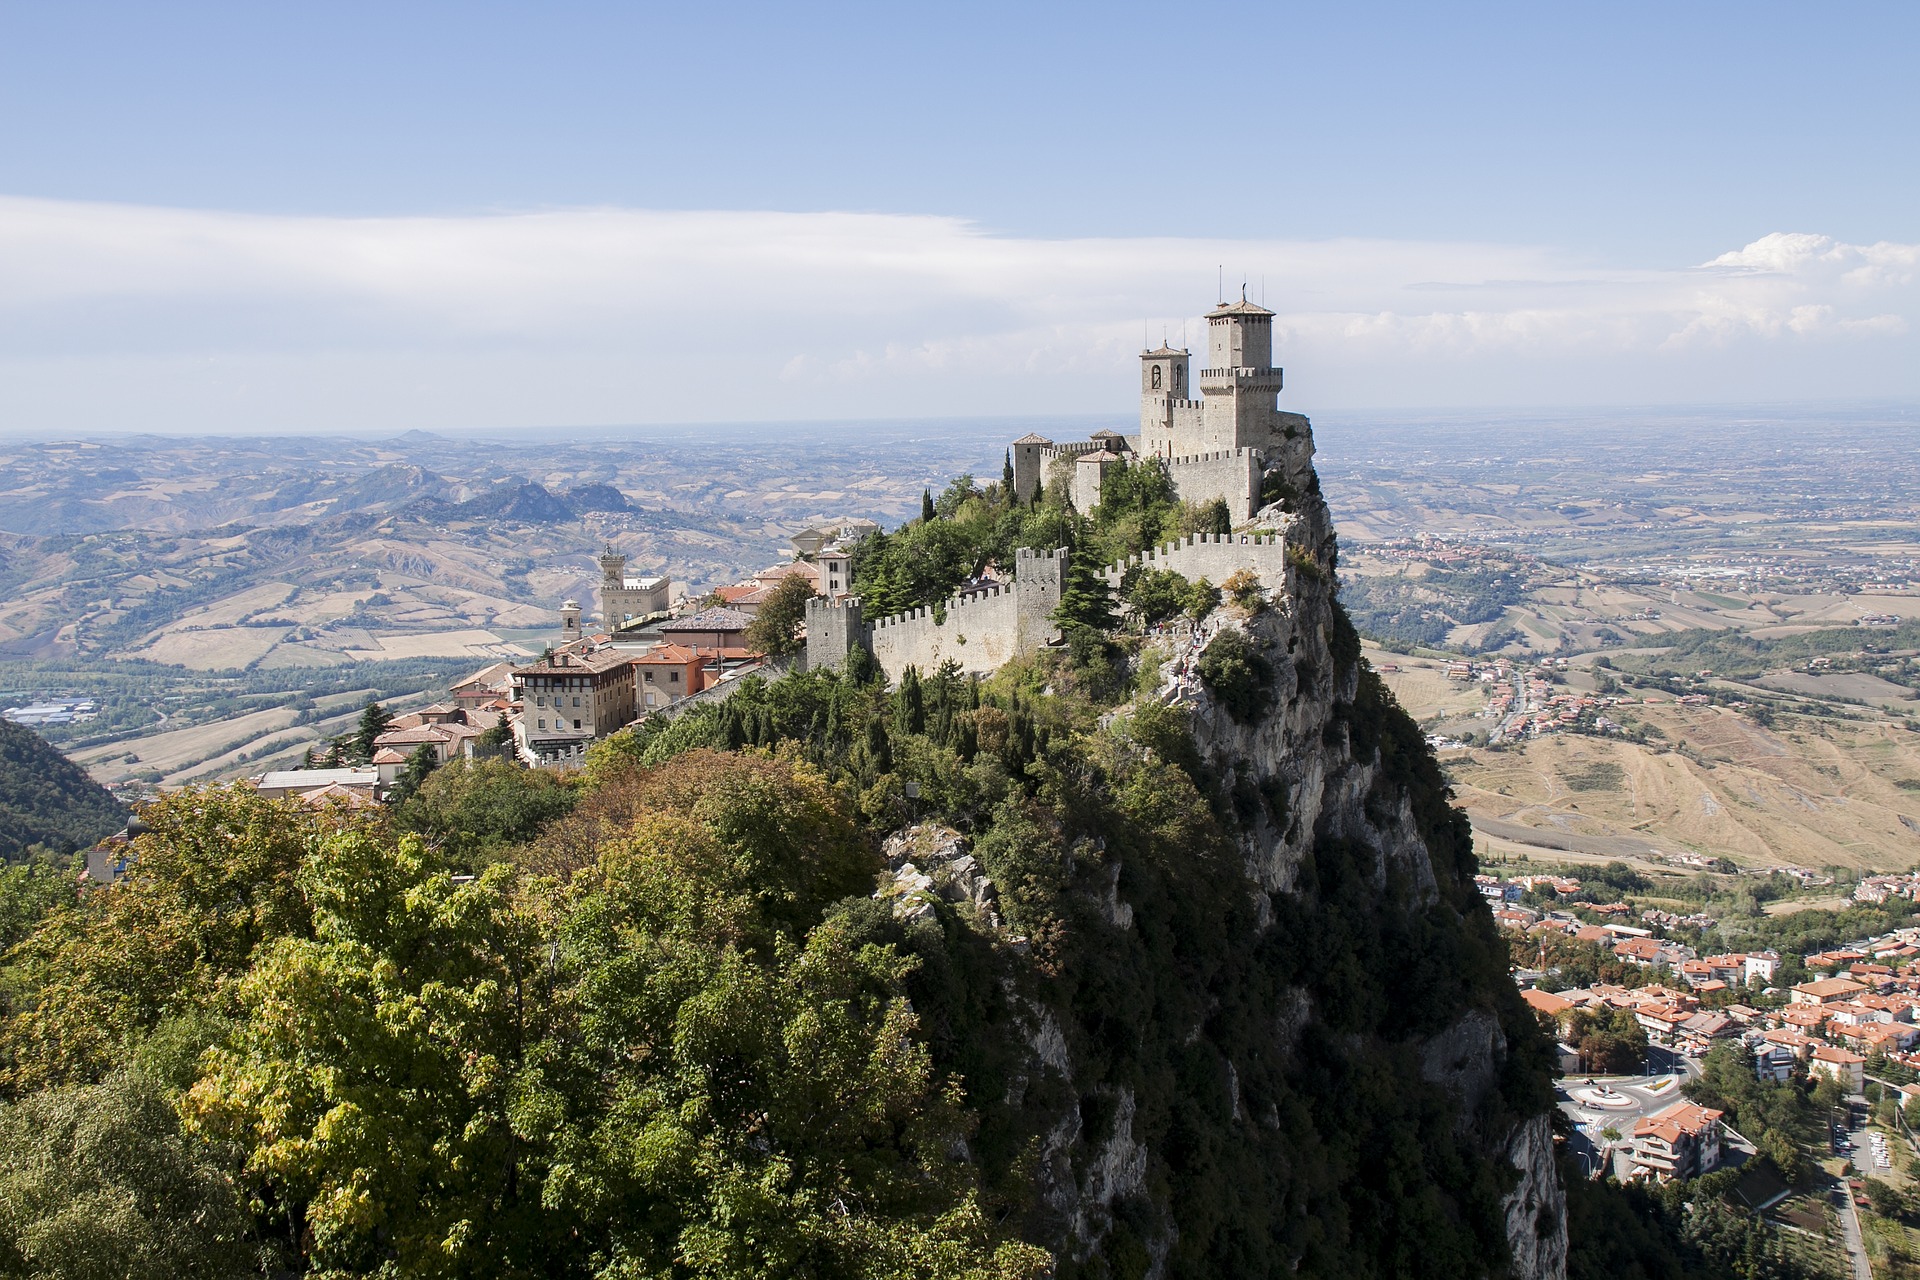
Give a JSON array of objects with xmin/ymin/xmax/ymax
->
[{"xmin": 0, "ymin": 196, "xmax": 1911, "ymax": 433}]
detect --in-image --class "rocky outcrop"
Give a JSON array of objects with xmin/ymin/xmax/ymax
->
[
  {"xmin": 1000, "ymin": 421, "xmax": 1568, "ymax": 1276},
  {"xmin": 878, "ymin": 823, "xmax": 1005, "ymax": 931}
]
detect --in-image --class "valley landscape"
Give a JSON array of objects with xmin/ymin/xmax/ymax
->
[
  {"xmin": 2, "ymin": 7, "xmax": 1916, "ymax": 1278},
  {"xmin": 14, "ymin": 405, "xmax": 1919, "ymax": 885}
]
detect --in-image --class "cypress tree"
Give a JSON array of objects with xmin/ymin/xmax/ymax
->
[
  {"xmin": 893, "ymin": 667, "xmax": 925, "ymax": 738},
  {"xmin": 1002, "ymin": 449, "xmax": 1015, "ymax": 494},
  {"xmin": 921, "ymin": 489, "xmax": 936, "ymax": 523},
  {"xmin": 865, "ymin": 715, "xmax": 893, "ymax": 774},
  {"xmin": 1051, "ymin": 544, "xmax": 1120, "ymax": 634}
]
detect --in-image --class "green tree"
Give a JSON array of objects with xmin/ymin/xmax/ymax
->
[
  {"xmin": 743, "ymin": 573, "xmax": 818, "ymax": 657},
  {"xmin": 387, "ymin": 743, "xmax": 439, "ymax": 805},
  {"xmin": 0, "ymin": 856, "xmax": 70, "ymax": 956},
  {"xmin": 1121, "ymin": 567, "xmax": 1194, "ymax": 627},
  {"xmin": 922, "ymin": 489, "xmax": 936, "ymax": 524},
  {"xmin": 894, "ymin": 666, "xmax": 926, "ymax": 739},
  {"xmin": 0, "ymin": 1062, "xmax": 266, "ymax": 1278},
  {"xmin": 352, "ymin": 698, "xmax": 393, "ymax": 762},
  {"xmin": 0, "ymin": 786, "xmax": 318, "ymax": 1092},
  {"xmin": 1051, "ymin": 545, "xmax": 1118, "ymax": 635},
  {"xmin": 1001, "ymin": 449, "xmax": 1014, "ymax": 495},
  {"xmin": 1196, "ymin": 629, "xmax": 1273, "ymax": 725},
  {"xmin": 478, "ymin": 710, "xmax": 514, "ymax": 749},
  {"xmin": 184, "ymin": 832, "xmax": 568, "ymax": 1277},
  {"xmin": 398, "ymin": 757, "xmax": 576, "ymax": 862},
  {"xmin": 1185, "ymin": 576, "xmax": 1222, "ymax": 621}
]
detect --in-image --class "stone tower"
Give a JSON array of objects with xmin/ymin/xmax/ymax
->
[
  {"xmin": 1137, "ymin": 343, "xmax": 1194, "ymax": 455},
  {"xmin": 1198, "ymin": 293, "xmax": 1284, "ymax": 453},
  {"xmin": 1010, "ymin": 432, "xmax": 1052, "ymax": 504},
  {"xmin": 599, "ymin": 545, "xmax": 626, "ymax": 592},
  {"xmin": 804, "ymin": 594, "xmax": 866, "ymax": 672},
  {"xmin": 560, "ymin": 599, "xmax": 581, "ymax": 645}
]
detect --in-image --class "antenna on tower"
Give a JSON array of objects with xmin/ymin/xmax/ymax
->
[{"xmin": 1217, "ymin": 265, "xmax": 1223, "ymax": 303}]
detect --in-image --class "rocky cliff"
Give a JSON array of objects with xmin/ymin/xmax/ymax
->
[{"xmin": 889, "ymin": 433, "xmax": 1570, "ymax": 1277}]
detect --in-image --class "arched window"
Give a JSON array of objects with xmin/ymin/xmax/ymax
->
[{"xmin": 1151, "ymin": 365, "xmax": 1163, "ymax": 390}]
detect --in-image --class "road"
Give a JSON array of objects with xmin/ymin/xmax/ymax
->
[
  {"xmin": 1554, "ymin": 1060, "xmax": 1699, "ymax": 1179},
  {"xmin": 1834, "ymin": 1182, "xmax": 1872, "ymax": 1280}
]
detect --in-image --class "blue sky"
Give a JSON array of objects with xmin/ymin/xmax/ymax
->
[{"xmin": 0, "ymin": 1, "xmax": 1915, "ymax": 432}]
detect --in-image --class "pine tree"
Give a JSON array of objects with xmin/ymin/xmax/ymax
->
[
  {"xmin": 353, "ymin": 700, "xmax": 393, "ymax": 762},
  {"xmin": 1051, "ymin": 545, "xmax": 1119, "ymax": 634},
  {"xmin": 893, "ymin": 667, "xmax": 925, "ymax": 739}
]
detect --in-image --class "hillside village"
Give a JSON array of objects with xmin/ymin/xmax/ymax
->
[
  {"xmin": 1495, "ymin": 858, "xmax": 1920, "ymax": 1195},
  {"xmin": 239, "ymin": 293, "xmax": 1317, "ymax": 804}
]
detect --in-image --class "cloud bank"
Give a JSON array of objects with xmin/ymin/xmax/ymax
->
[{"xmin": 0, "ymin": 197, "xmax": 1912, "ymax": 434}]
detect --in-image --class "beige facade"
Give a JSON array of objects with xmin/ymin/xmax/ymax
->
[
  {"xmin": 1630, "ymin": 1102, "xmax": 1724, "ymax": 1181},
  {"xmin": 513, "ymin": 645, "xmax": 639, "ymax": 766},
  {"xmin": 598, "ymin": 546, "xmax": 671, "ymax": 630}
]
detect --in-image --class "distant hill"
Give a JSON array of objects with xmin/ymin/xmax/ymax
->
[
  {"xmin": 563, "ymin": 482, "xmax": 634, "ymax": 513},
  {"xmin": 0, "ymin": 721, "xmax": 126, "ymax": 859},
  {"xmin": 444, "ymin": 481, "xmax": 577, "ymax": 523}
]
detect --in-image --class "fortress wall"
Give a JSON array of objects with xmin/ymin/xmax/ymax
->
[
  {"xmin": 808, "ymin": 548, "xmax": 1068, "ymax": 682},
  {"xmin": 1099, "ymin": 531, "xmax": 1295, "ymax": 599},
  {"xmin": 870, "ymin": 585, "xmax": 1022, "ymax": 677},
  {"xmin": 1166, "ymin": 448, "xmax": 1263, "ymax": 521}
]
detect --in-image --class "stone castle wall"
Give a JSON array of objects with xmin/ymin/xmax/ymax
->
[
  {"xmin": 807, "ymin": 547, "xmax": 1067, "ymax": 680},
  {"xmin": 1098, "ymin": 529, "xmax": 1295, "ymax": 596},
  {"xmin": 1163, "ymin": 448, "xmax": 1263, "ymax": 521},
  {"xmin": 872, "ymin": 581, "xmax": 1024, "ymax": 676}
]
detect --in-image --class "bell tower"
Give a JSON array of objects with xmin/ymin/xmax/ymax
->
[
  {"xmin": 1139, "ymin": 342, "xmax": 1192, "ymax": 455},
  {"xmin": 599, "ymin": 545, "xmax": 626, "ymax": 590}
]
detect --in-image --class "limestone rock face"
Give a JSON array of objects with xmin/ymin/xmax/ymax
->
[{"xmin": 1008, "ymin": 422, "xmax": 1567, "ymax": 1278}]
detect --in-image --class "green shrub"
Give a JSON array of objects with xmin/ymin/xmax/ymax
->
[{"xmin": 1196, "ymin": 629, "xmax": 1273, "ymax": 724}]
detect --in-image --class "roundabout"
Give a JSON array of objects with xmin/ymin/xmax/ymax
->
[{"xmin": 1571, "ymin": 1085, "xmax": 1638, "ymax": 1109}]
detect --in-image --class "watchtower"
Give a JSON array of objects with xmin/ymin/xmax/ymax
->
[
  {"xmin": 1010, "ymin": 432, "xmax": 1052, "ymax": 504},
  {"xmin": 1198, "ymin": 291, "xmax": 1284, "ymax": 452},
  {"xmin": 599, "ymin": 545, "xmax": 626, "ymax": 591},
  {"xmin": 560, "ymin": 599, "xmax": 581, "ymax": 645}
]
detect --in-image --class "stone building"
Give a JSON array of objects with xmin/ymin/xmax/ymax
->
[
  {"xmin": 597, "ymin": 546, "xmax": 671, "ymax": 631},
  {"xmin": 512, "ymin": 644, "xmax": 640, "ymax": 766},
  {"xmin": 1010, "ymin": 291, "xmax": 1314, "ymax": 522}
]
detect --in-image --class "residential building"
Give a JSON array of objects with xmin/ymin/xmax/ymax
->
[
  {"xmin": 1630, "ymin": 1102, "xmax": 1725, "ymax": 1180},
  {"xmin": 636, "ymin": 643, "xmax": 705, "ymax": 710},
  {"xmin": 1790, "ymin": 977, "xmax": 1868, "ymax": 1005},
  {"xmin": 657, "ymin": 607, "xmax": 754, "ymax": 649},
  {"xmin": 512, "ymin": 644, "xmax": 640, "ymax": 766},
  {"xmin": 1753, "ymin": 1043, "xmax": 1796, "ymax": 1084},
  {"xmin": 1810, "ymin": 1044, "xmax": 1867, "ymax": 1093},
  {"xmin": 254, "ymin": 767, "xmax": 380, "ymax": 801},
  {"xmin": 1521, "ymin": 989, "xmax": 1574, "ymax": 1020},
  {"xmin": 372, "ymin": 704, "xmax": 490, "ymax": 768}
]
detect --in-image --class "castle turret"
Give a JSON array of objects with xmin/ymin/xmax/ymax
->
[
  {"xmin": 1198, "ymin": 293, "xmax": 1284, "ymax": 453},
  {"xmin": 1010, "ymin": 432, "xmax": 1052, "ymax": 504},
  {"xmin": 560, "ymin": 599, "xmax": 581, "ymax": 645},
  {"xmin": 599, "ymin": 545, "xmax": 626, "ymax": 590},
  {"xmin": 1138, "ymin": 343, "xmax": 1193, "ymax": 454}
]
